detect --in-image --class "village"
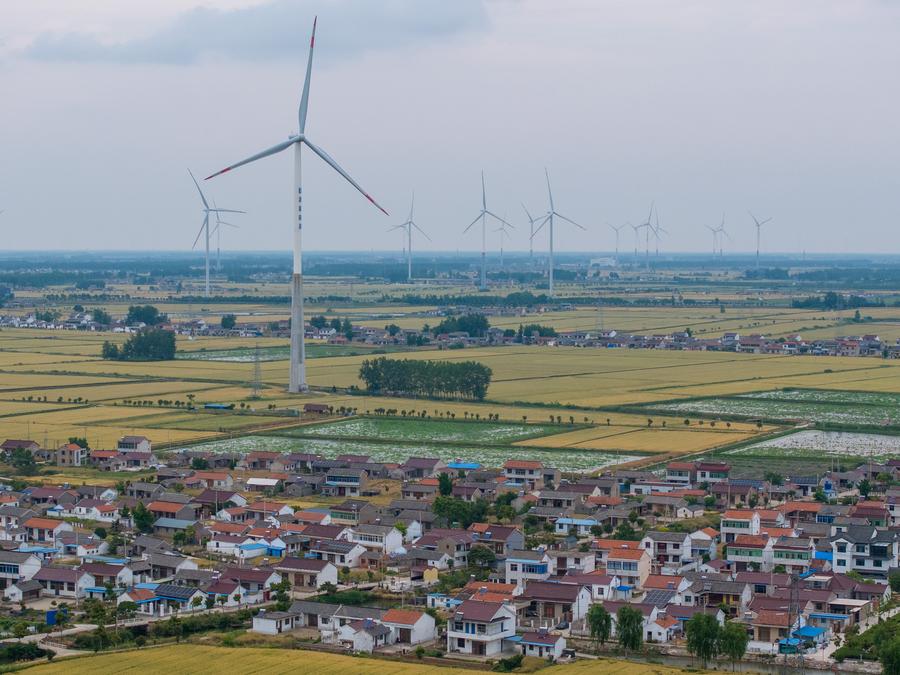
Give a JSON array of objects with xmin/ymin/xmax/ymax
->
[{"xmin": 0, "ymin": 431, "xmax": 897, "ymax": 668}]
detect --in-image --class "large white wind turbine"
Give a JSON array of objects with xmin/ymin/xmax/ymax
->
[
  {"xmin": 532, "ymin": 169, "xmax": 584, "ymax": 297},
  {"xmin": 205, "ymin": 18, "xmax": 388, "ymax": 393},
  {"xmin": 389, "ymin": 192, "xmax": 430, "ymax": 282},
  {"xmin": 464, "ymin": 172, "xmax": 510, "ymax": 290},
  {"xmin": 748, "ymin": 211, "xmax": 773, "ymax": 269},
  {"xmin": 189, "ymin": 170, "xmax": 244, "ymax": 297}
]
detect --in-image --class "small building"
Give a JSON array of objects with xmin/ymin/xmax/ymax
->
[
  {"xmin": 118, "ymin": 435, "xmax": 152, "ymax": 453},
  {"xmin": 518, "ymin": 629, "xmax": 566, "ymax": 660}
]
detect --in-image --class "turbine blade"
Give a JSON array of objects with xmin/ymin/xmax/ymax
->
[
  {"xmin": 532, "ymin": 214, "xmax": 551, "ymax": 238},
  {"xmin": 412, "ymin": 222, "xmax": 431, "ymax": 241},
  {"xmin": 192, "ymin": 213, "xmax": 208, "ymax": 250},
  {"xmin": 298, "ymin": 16, "xmax": 317, "ymax": 134},
  {"xmin": 481, "ymin": 171, "xmax": 486, "ymax": 210},
  {"xmin": 521, "ymin": 202, "xmax": 534, "ymax": 224},
  {"xmin": 188, "ymin": 169, "xmax": 209, "ymax": 209},
  {"xmin": 205, "ymin": 138, "xmax": 297, "ymax": 180},
  {"xmin": 463, "ymin": 212, "xmax": 484, "ymax": 233},
  {"xmin": 555, "ymin": 212, "xmax": 585, "ymax": 230},
  {"xmin": 209, "ymin": 208, "xmax": 246, "ymax": 214},
  {"xmin": 303, "ymin": 138, "xmax": 388, "ymax": 215},
  {"xmin": 485, "ymin": 210, "xmax": 513, "ymax": 228},
  {"xmin": 545, "ymin": 168, "xmax": 554, "ymax": 211}
]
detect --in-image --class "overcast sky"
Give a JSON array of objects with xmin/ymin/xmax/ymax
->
[{"xmin": 2, "ymin": 0, "xmax": 900, "ymax": 254}]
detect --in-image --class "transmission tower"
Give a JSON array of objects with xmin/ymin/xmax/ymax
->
[{"xmin": 250, "ymin": 345, "xmax": 262, "ymax": 399}]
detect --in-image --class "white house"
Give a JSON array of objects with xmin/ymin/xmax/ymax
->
[
  {"xmin": 274, "ymin": 557, "xmax": 338, "ymax": 592},
  {"xmin": 348, "ymin": 524, "xmax": 404, "ymax": 555},
  {"xmin": 252, "ymin": 610, "xmax": 301, "ymax": 635},
  {"xmin": 518, "ymin": 630, "xmax": 566, "ymax": 660},
  {"xmin": 505, "ymin": 550, "xmax": 553, "ymax": 588},
  {"xmin": 0, "ymin": 551, "xmax": 41, "ymax": 590},
  {"xmin": 337, "ymin": 618, "xmax": 392, "ymax": 653},
  {"xmin": 382, "ymin": 608, "xmax": 437, "ymax": 645},
  {"xmin": 447, "ymin": 600, "xmax": 517, "ymax": 657}
]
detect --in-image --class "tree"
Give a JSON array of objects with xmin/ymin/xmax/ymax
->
[
  {"xmin": 132, "ymin": 502, "xmax": 154, "ymax": 533},
  {"xmin": 686, "ymin": 613, "xmax": 720, "ymax": 667},
  {"xmin": 90, "ymin": 308, "xmax": 112, "ymax": 325},
  {"xmin": 126, "ymin": 304, "xmax": 166, "ymax": 326},
  {"xmin": 220, "ymin": 314, "xmax": 236, "ymax": 329},
  {"xmin": 272, "ymin": 578, "xmax": 292, "ymax": 611},
  {"xmin": 68, "ymin": 436, "xmax": 89, "ymax": 449},
  {"xmin": 587, "ymin": 604, "xmax": 612, "ymax": 646},
  {"xmin": 617, "ymin": 606, "xmax": 643, "ymax": 652},
  {"xmin": 889, "ymin": 570, "xmax": 900, "ymax": 594},
  {"xmin": 103, "ymin": 328, "xmax": 176, "ymax": 361},
  {"xmin": 9, "ymin": 447, "xmax": 37, "ymax": 476},
  {"xmin": 191, "ymin": 457, "xmax": 209, "ymax": 470},
  {"xmin": 191, "ymin": 595, "xmax": 203, "ymax": 611},
  {"xmin": 467, "ymin": 545, "xmax": 496, "ymax": 570},
  {"xmin": 718, "ymin": 621, "xmax": 749, "ymax": 671},
  {"xmin": 438, "ymin": 472, "xmax": 453, "ymax": 496},
  {"xmin": 881, "ymin": 637, "xmax": 900, "ymax": 675},
  {"xmin": 858, "ymin": 479, "xmax": 872, "ymax": 498}
]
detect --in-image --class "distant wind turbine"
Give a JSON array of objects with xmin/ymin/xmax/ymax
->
[
  {"xmin": 631, "ymin": 222, "xmax": 643, "ymax": 258},
  {"xmin": 522, "ymin": 203, "xmax": 540, "ymax": 261},
  {"xmin": 748, "ymin": 211, "xmax": 773, "ymax": 269},
  {"xmin": 651, "ymin": 209, "xmax": 667, "ymax": 258},
  {"xmin": 493, "ymin": 220, "xmax": 514, "ymax": 269},
  {"xmin": 211, "ymin": 201, "xmax": 239, "ymax": 273},
  {"xmin": 464, "ymin": 172, "xmax": 510, "ymax": 289},
  {"xmin": 715, "ymin": 213, "xmax": 730, "ymax": 257},
  {"xmin": 640, "ymin": 202, "xmax": 654, "ymax": 268},
  {"xmin": 705, "ymin": 224, "xmax": 719, "ymax": 256},
  {"xmin": 189, "ymin": 169, "xmax": 243, "ymax": 297},
  {"xmin": 389, "ymin": 192, "xmax": 430, "ymax": 282},
  {"xmin": 533, "ymin": 169, "xmax": 584, "ymax": 297},
  {"xmin": 204, "ymin": 18, "xmax": 389, "ymax": 393},
  {"xmin": 607, "ymin": 222, "xmax": 628, "ymax": 265}
]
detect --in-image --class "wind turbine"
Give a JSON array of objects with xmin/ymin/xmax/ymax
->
[
  {"xmin": 715, "ymin": 214, "xmax": 730, "ymax": 257},
  {"xmin": 522, "ymin": 203, "xmax": 539, "ymax": 262},
  {"xmin": 464, "ymin": 172, "xmax": 510, "ymax": 289},
  {"xmin": 493, "ymin": 221, "xmax": 514, "ymax": 269},
  {"xmin": 651, "ymin": 210, "xmax": 667, "ymax": 258},
  {"xmin": 211, "ymin": 201, "xmax": 239, "ymax": 273},
  {"xmin": 705, "ymin": 224, "xmax": 719, "ymax": 256},
  {"xmin": 389, "ymin": 191, "xmax": 430, "ymax": 282},
  {"xmin": 205, "ymin": 18, "xmax": 389, "ymax": 393},
  {"xmin": 640, "ymin": 203, "xmax": 654, "ymax": 268},
  {"xmin": 533, "ymin": 169, "xmax": 584, "ymax": 297},
  {"xmin": 189, "ymin": 169, "xmax": 243, "ymax": 297},
  {"xmin": 748, "ymin": 211, "xmax": 773, "ymax": 269},
  {"xmin": 631, "ymin": 222, "xmax": 643, "ymax": 258},
  {"xmin": 607, "ymin": 222, "xmax": 628, "ymax": 265}
]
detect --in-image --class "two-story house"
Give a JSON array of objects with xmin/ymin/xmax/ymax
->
[{"xmin": 447, "ymin": 600, "xmax": 517, "ymax": 657}]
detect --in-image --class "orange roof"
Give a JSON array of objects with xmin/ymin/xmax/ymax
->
[
  {"xmin": 0, "ymin": 495, "xmax": 18, "ymax": 503},
  {"xmin": 761, "ymin": 527, "xmax": 794, "ymax": 538},
  {"xmin": 755, "ymin": 509, "xmax": 781, "ymax": 520},
  {"xmin": 280, "ymin": 523, "xmax": 309, "ymax": 533},
  {"xmin": 210, "ymin": 522, "xmax": 247, "ymax": 534},
  {"xmin": 382, "ymin": 609, "xmax": 424, "ymax": 625},
  {"xmin": 148, "ymin": 501, "xmax": 183, "ymax": 514},
  {"xmin": 293, "ymin": 510, "xmax": 326, "ymax": 522},
  {"xmin": 733, "ymin": 534, "xmax": 769, "ymax": 547},
  {"xmin": 194, "ymin": 471, "xmax": 229, "ymax": 480},
  {"xmin": 474, "ymin": 592, "xmax": 514, "ymax": 603},
  {"xmin": 644, "ymin": 575, "xmax": 684, "ymax": 590},
  {"xmin": 419, "ymin": 478, "xmax": 440, "ymax": 487},
  {"xmin": 856, "ymin": 500, "xmax": 886, "ymax": 508},
  {"xmin": 699, "ymin": 527, "xmax": 719, "ymax": 537},
  {"xmin": 608, "ymin": 548, "xmax": 647, "ymax": 560},
  {"xmin": 504, "ymin": 460, "xmax": 542, "ymax": 470},
  {"xmin": 655, "ymin": 616, "xmax": 679, "ymax": 629},
  {"xmin": 723, "ymin": 510, "xmax": 756, "ymax": 520},
  {"xmin": 464, "ymin": 581, "xmax": 517, "ymax": 594},
  {"xmin": 587, "ymin": 496, "xmax": 624, "ymax": 506},
  {"xmin": 667, "ymin": 489, "xmax": 707, "ymax": 498},
  {"xmin": 126, "ymin": 588, "xmax": 155, "ymax": 601},
  {"xmin": 247, "ymin": 527, "xmax": 283, "ymax": 538},
  {"xmin": 24, "ymin": 517, "xmax": 64, "ymax": 530},
  {"xmin": 754, "ymin": 610, "xmax": 791, "ymax": 627},
  {"xmin": 595, "ymin": 539, "xmax": 641, "ymax": 551},
  {"xmin": 90, "ymin": 450, "xmax": 119, "ymax": 459}
]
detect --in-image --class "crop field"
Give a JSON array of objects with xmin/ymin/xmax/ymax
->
[
  {"xmin": 647, "ymin": 391, "xmax": 900, "ymax": 426},
  {"xmin": 184, "ymin": 433, "xmax": 643, "ymax": 472},
  {"xmin": 731, "ymin": 430, "xmax": 900, "ymax": 459},
  {"xmin": 519, "ymin": 423, "xmax": 763, "ymax": 453},
  {"xmin": 22, "ymin": 644, "xmax": 696, "ymax": 675},
  {"xmin": 286, "ymin": 417, "xmax": 559, "ymax": 444}
]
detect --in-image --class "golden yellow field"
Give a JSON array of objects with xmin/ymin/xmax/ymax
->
[{"xmin": 22, "ymin": 645, "xmax": 695, "ymax": 675}]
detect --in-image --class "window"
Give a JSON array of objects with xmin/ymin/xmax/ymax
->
[
  {"xmin": 836, "ymin": 559, "xmax": 846, "ymax": 567},
  {"xmin": 457, "ymin": 638, "xmax": 465, "ymax": 648}
]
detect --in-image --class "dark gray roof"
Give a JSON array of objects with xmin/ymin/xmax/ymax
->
[{"xmin": 154, "ymin": 583, "xmax": 201, "ymax": 600}]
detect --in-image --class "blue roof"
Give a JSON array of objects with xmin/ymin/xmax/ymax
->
[
  {"xmin": 814, "ymin": 551, "xmax": 832, "ymax": 560},
  {"xmin": 556, "ymin": 518, "xmax": 597, "ymax": 526},
  {"xmin": 18, "ymin": 546, "xmax": 58, "ymax": 553},
  {"xmin": 135, "ymin": 582, "xmax": 159, "ymax": 590},
  {"xmin": 448, "ymin": 462, "xmax": 481, "ymax": 470},
  {"xmin": 239, "ymin": 542, "xmax": 268, "ymax": 550},
  {"xmin": 617, "ymin": 585, "xmax": 633, "ymax": 592},
  {"xmin": 795, "ymin": 626, "xmax": 825, "ymax": 638},
  {"xmin": 810, "ymin": 612, "xmax": 850, "ymax": 620}
]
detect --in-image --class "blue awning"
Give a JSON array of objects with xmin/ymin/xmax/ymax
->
[
  {"xmin": 814, "ymin": 551, "xmax": 832, "ymax": 560},
  {"xmin": 794, "ymin": 626, "xmax": 825, "ymax": 638},
  {"xmin": 617, "ymin": 585, "xmax": 633, "ymax": 591},
  {"xmin": 810, "ymin": 612, "xmax": 850, "ymax": 620}
]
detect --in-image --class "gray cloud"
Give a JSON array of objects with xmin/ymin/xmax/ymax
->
[{"xmin": 24, "ymin": 0, "xmax": 488, "ymax": 64}]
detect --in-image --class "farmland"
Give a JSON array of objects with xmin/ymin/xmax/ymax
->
[{"xmin": 22, "ymin": 644, "xmax": 696, "ymax": 675}]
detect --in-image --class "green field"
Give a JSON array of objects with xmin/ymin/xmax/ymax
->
[{"xmin": 285, "ymin": 417, "xmax": 560, "ymax": 445}]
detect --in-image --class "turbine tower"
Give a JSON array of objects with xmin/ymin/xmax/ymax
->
[
  {"xmin": 493, "ymin": 221, "xmax": 514, "ymax": 269},
  {"xmin": 533, "ymin": 169, "xmax": 584, "ymax": 297},
  {"xmin": 651, "ymin": 209, "xmax": 667, "ymax": 258},
  {"xmin": 211, "ymin": 200, "xmax": 239, "ymax": 273},
  {"xmin": 522, "ymin": 203, "xmax": 539, "ymax": 261},
  {"xmin": 631, "ymin": 222, "xmax": 643, "ymax": 258},
  {"xmin": 607, "ymin": 222, "xmax": 627, "ymax": 265},
  {"xmin": 205, "ymin": 18, "xmax": 389, "ymax": 393},
  {"xmin": 705, "ymin": 224, "xmax": 719, "ymax": 256},
  {"xmin": 189, "ymin": 170, "xmax": 243, "ymax": 297},
  {"xmin": 748, "ymin": 211, "xmax": 773, "ymax": 269},
  {"xmin": 389, "ymin": 191, "xmax": 430, "ymax": 282},
  {"xmin": 715, "ymin": 214, "xmax": 729, "ymax": 257},
  {"xmin": 640, "ymin": 203, "xmax": 654, "ymax": 268},
  {"xmin": 464, "ymin": 172, "xmax": 510, "ymax": 290}
]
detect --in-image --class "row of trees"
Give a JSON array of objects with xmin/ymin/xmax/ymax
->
[
  {"xmin": 101, "ymin": 328, "xmax": 176, "ymax": 361},
  {"xmin": 433, "ymin": 313, "xmax": 490, "ymax": 337},
  {"xmin": 359, "ymin": 357, "xmax": 492, "ymax": 401}
]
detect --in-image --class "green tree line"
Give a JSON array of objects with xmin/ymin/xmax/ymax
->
[{"xmin": 359, "ymin": 357, "xmax": 492, "ymax": 401}]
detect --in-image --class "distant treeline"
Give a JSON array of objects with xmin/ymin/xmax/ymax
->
[
  {"xmin": 433, "ymin": 314, "xmax": 490, "ymax": 337},
  {"xmin": 791, "ymin": 292, "xmax": 886, "ymax": 310},
  {"xmin": 359, "ymin": 357, "xmax": 492, "ymax": 401}
]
